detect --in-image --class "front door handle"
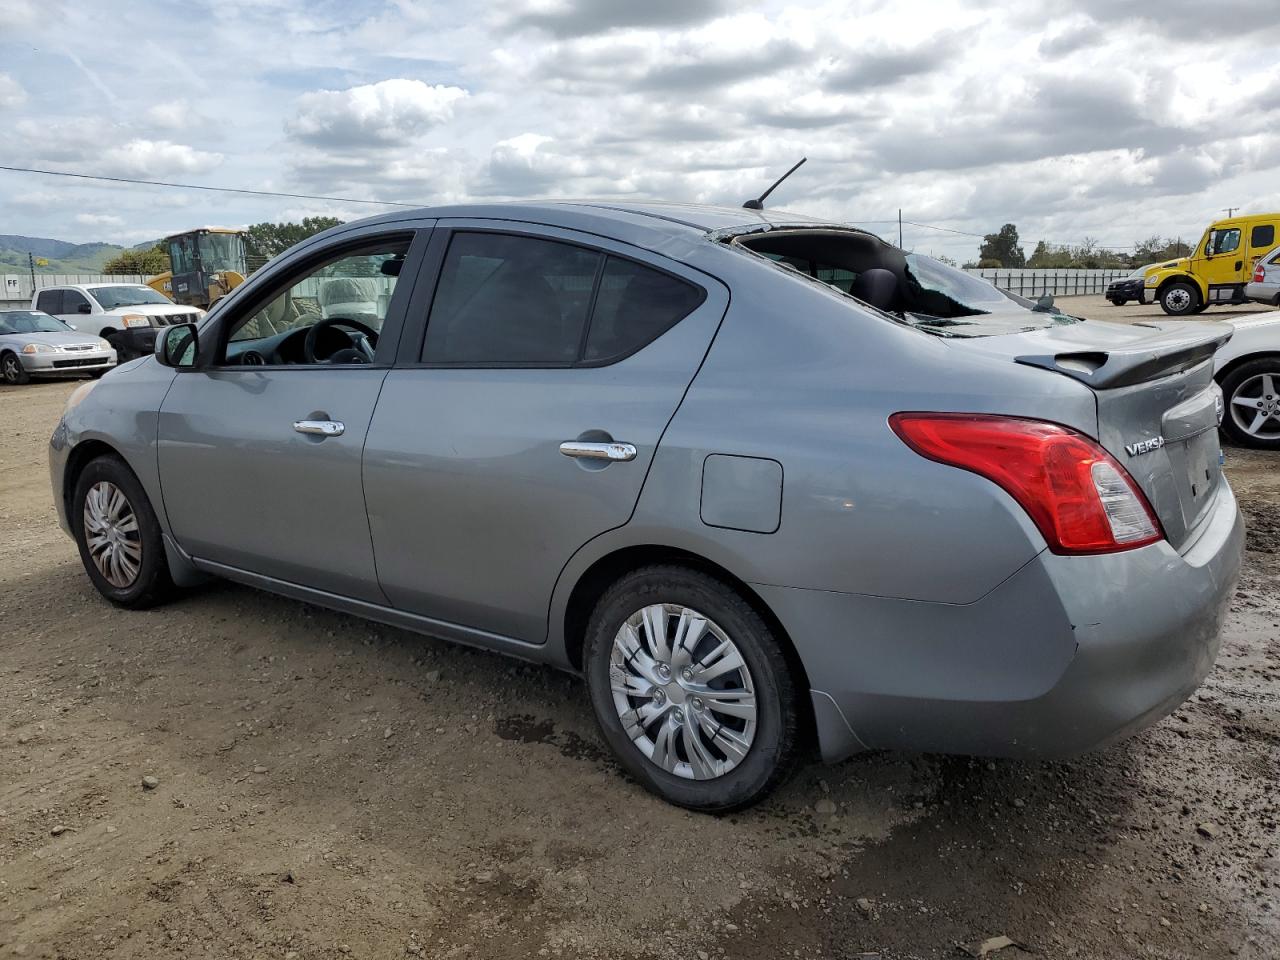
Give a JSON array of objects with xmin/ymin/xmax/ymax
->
[
  {"xmin": 559, "ymin": 440, "xmax": 637, "ymax": 462},
  {"xmin": 294, "ymin": 419, "xmax": 345, "ymax": 437}
]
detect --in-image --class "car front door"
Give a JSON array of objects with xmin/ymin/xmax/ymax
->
[
  {"xmin": 1201, "ymin": 226, "xmax": 1245, "ymax": 302},
  {"xmin": 157, "ymin": 228, "xmax": 429, "ymax": 602},
  {"xmin": 362, "ymin": 222, "xmax": 729, "ymax": 643}
]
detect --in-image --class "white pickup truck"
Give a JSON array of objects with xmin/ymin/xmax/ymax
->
[{"xmin": 32, "ymin": 283, "xmax": 204, "ymax": 360}]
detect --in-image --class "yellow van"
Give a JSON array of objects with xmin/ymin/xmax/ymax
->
[{"xmin": 1145, "ymin": 212, "xmax": 1280, "ymax": 315}]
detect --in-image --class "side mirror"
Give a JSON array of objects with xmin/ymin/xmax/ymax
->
[
  {"xmin": 156, "ymin": 323, "xmax": 199, "ymax": 369},
  {"xmin": 78, "ymin": 302, "xmax": 92, "ymax": 314}
]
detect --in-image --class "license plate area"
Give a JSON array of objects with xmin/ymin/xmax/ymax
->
[{"xmin": 1162, "ymin": 427, "xmax": 1222, "ymax": 532}]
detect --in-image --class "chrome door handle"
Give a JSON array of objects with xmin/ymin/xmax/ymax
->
[
  {"xmin": 293, "ymin": 419, "xmax": 345, "ymax": 437},
  {"xmin": 559, "ymin": 440, "xmax": 637, "ymax": 462}
]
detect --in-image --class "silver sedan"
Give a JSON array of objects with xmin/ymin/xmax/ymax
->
[
  {"xmin": 48, "ymin": 202, "xmax": 1243, "ymax": 810},
  {"xmin": 0, "ymin": 310, "xmax": 115, "ymax": 385}
]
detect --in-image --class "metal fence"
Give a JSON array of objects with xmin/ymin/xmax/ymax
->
[
  {"xmin": 963, "ymin": 268, "xmax": 1131, "ymax": 298},
  {"xmin": 2, "ymin": 273, "xmax": 150, "ymax": 310}
]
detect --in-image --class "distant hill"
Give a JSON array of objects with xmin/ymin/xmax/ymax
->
[{"xmin": 0, "ymin": 235, "xmax": 129, "ymax": 274}]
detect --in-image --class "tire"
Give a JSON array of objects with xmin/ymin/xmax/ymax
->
[
  {"xmin": 583, "ymin": 565, "xmax": 800, "ymax": 812},
  {"xmin": 1219, "ymin": 359, "xmax": 1280, "ymax": 450},
  {"xmin": 1109, "ymin": 297, "xmax": 1125, "ymax": 306},
  {"xmin": 1, "ymin": 351, "xmax": 30, "ymax": 385},
  {"xmin": 1160, "ymin": 281, "xmax": 1201, "ymax": 316},
  {"xmin": 71, "ymin": 455, "xmax": 174, "ymax": 608}
]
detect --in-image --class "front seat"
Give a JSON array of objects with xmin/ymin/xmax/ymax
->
[{"xmin": 851, "ymin": 268, "xmax": 900, "ymax": 312}]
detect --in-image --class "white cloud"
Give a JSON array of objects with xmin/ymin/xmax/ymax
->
[
  {"xmin": 287, "ymin": 79, "xmax": 469, "ymax": 147},
  {"xmin": 99, "ymin": 139, "xmax": 224, "ymax": 177},
  {"xmin": 0, "ymin": 72, "xmax": 25, "ymax": 108},
  {"xmin": 75, "ymin": 212, "xmax": 126, "ymax": 228}
]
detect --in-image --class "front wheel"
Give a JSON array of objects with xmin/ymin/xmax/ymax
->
[
  {"xmin": 583, "ymin": 565, "xmax": 800, "ymax": 812},
  {"xmin": 1109, "ymin": 297, "xmax": 1126, "ymax": 306},
  {"xmin": 1220, "ymin": 360, "xmax": 1280, "ymax": 449},
  {"xmin": 1160, "ymin": 282, "xmax": 1201, "ymax": 316},
  {"xmin": 72, "ymin": 455, "xmax": 174, "ymax": 607},
  {"xmin": 1, "ymin": 351, "xmax": 30, "ymax": 385}
]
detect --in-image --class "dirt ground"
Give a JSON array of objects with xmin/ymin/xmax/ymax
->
[{"xmin": 2, "ymin": 361, "xmax": 1277, "ymax": 959}]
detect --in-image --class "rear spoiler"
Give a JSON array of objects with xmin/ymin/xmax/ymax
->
[{"xmin": 1015, "ymin": 326, "xmax": 1232, "ymax": 389}]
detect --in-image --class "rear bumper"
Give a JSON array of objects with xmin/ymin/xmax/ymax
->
[{"xmin": 760, "ymin": 482, "xmax": 1244, "ymax": 762}]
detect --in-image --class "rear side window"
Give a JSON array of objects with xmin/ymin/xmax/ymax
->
[
  {"xmin": 422, "ymin": 232, "xmax": 704, "ymax": 365},
  {"xmin": 35, "ymin": 289, "xmax": 63, "ymax": 314},
  {"xmin": 585, "ymin": 257, "xmax": 705, "ymax": 362},
  {"xmin": 1251, "ymin": 224, "xmax": 1275, "ymax": 249},
  {"xmin": 424, "ymin": 232, "xmax": 601, "ymax": 364}
]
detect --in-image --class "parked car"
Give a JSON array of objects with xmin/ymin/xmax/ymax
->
[
  {"xmin": 49, "ymin": 202, "xmax": 1244, "ymax": 811},
  {"xmin": 1105, "ymin": 264, "xmax": 1154, "ymax": 305},
  {"xmin": 1244, "ymin": 246, "xmax": 1280, "ymax": 306},
  {"xmin": 1145, "ymin": 211, "xmax": 1280, "ymax": 315},
  {"xmin": 0, "ymin": 309, "xmax": 115, "ymax": 385},
  {"xmin": 32, "ymin": 283, "xmax": 203, "ymax": 361},
  {"xmin": 1213, "ymin": 311, "xmax": 1280, "ymax": 448}
]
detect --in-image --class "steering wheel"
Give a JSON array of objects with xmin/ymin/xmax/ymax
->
[{"xmin": 303, "ymin": 316, "xmax": 380, "ymax": 364}]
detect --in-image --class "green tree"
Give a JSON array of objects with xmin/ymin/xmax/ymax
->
[
  {"xmin": 978, "ymin": 224, "xmax": 1025, "ymax": 268},
  {"xmin": 243, "ymin": 217, "xmax": 344, "ymax": 262},
  {"xmin": 103, "ymin": 244, "xmax": 170, "ymax": 275}
]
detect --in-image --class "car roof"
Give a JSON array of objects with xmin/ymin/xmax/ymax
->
[{"xmin": 342, "ymin": 199, "xmax": 838, "ymax": 242}]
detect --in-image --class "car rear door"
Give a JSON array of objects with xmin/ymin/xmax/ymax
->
[{"xmin": 362, "ymin": 221, "xmax": 728, "ymax": 643}]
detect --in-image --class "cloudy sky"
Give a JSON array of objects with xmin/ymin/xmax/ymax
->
[{"xmin": 1, "ymin": 0, "xmax": 1279, "ymax": 261}]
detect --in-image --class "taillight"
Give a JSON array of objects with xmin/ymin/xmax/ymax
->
[
  {"xmin": 1254, "ymin": 263, "xmax": 1266, "ymax": 283},
  {"xmin": 889, "ymin": 413, "xmax": 1163, "ymax": 555}
]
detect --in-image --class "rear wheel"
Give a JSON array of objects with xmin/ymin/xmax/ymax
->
[
  {"xmin": 1, "ymin": 351, "xmax": 30, "ymax": 385},
  {"xmin": 583, "ymin": 565, "xmax": 800, "ymax": 812},
  {"xmin": 1220, "ymin": 359, "xmax": 1280, "ymax": 449},
  {"xmin": 1160, "ymin": 282, "xmax": 1200, "ymax": 316},
  {"xmin": 71, "ymin": 455, "xmax": 174, "ymax": 607}
]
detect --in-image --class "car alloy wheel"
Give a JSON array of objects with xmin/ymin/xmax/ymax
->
[
  {"xmin": 82, "ymin": 480, "xmax": 143, "ymax": 588},
  {"xmin": 1228, "ymin": 372, "xmax": 1280, "ymax": 442},
  {"xmin": 610, "ymin": 603, "xmax": 757, "ymax": 780},
  {"xmin": 2, "ymin": 353, "xmax": 28, "ymax": 385}
]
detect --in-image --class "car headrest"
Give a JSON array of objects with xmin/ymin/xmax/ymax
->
[{"xmin": 851, "ymin": 268, "xmax": 900, "ymax": 311}]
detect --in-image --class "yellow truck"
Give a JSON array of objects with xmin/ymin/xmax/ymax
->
[{"xmin": 1145, "ymin": 212, "xmax": 1280, "ymax": 315}]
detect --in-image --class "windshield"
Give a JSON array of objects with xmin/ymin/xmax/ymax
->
[
  {"xmin": 87, "ymin": 285, "xmax": 173, "ymax": 309},
  {"xmin": 1127, "ymin": 265, "xmax": 1149, "ymax": 279},
  {"xmin": 197, "ymin": 232, "xmax": 246, "ymax": 273},
  {"xmin": 0, "ymin": 311, "xmax": 71, "ymax": 335}
]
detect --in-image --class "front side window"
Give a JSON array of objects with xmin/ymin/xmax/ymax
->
[
  {"xmin": 423, "ymin": 232, "xmax": 703, "ymax": 365},
  {"xmin": 1209, "ymin": 228, "xmax": 1241, "ymax": 255},
  {"xmin": 224, "ymin": 241, "xmax": 408, "ymax": 365},
  {"xmin": 62, "ymin": 289, "xmax": 91, "ymax": 314},
  {"xmin": 35, "ymin": 290, "xmax": 63, "ymax": 314}
]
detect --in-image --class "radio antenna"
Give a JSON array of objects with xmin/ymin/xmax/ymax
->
[{"xmin": 743, "ymin": 157, "xmax": 807, "ymax": 210}]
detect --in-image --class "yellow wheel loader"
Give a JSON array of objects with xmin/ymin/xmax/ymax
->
[{"xmin": 147, "ymin": 228, "xmax": 248, "ymax": 310}]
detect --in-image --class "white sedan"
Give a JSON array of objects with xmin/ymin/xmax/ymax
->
[
  {"xmin": 1215, "ymin": 312, "xmax": 1280, "ymax": 448},
  {"xmin": 0, "ymin": 310, "xmax": 116, "ymax": 385}
]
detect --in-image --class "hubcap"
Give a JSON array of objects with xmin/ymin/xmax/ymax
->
[
  {"xmin": 1230, "ymin": 372, "xmax": 1280, "ymax": 440},
  {"xmin": 2, "ymin": 356, "xmax": 19, "ymax": 382},
  {"xmin": 1166, "ymin": 288, "xmax": 1191, "ymax": 311},
  {"xmin": 609, "ymin": 603, "xmax": 758, "ymax": 781},
  {"xmin": 82, "ymin": 481, "xmax": 142, "ymax": 588}
]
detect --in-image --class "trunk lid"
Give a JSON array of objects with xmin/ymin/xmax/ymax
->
[{"xmin": 956, "ymin": 319, "xmax": 1232, "ymax": 552}]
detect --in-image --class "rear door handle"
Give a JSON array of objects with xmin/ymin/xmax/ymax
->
[
  {"xmin": 294, "ymin": 419, "xmax": 345, "ymax": 437},
  {"xmin": 559, "ymin": 440, "xmax": 637, "ymax": 462}
]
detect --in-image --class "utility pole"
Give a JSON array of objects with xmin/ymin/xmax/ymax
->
[
  {"xmin": 1224, "ymin": 207, "xmax": 1239, "ymax": 218},
  {"xmin": 898, "ymin": 209, "xmax": 903, "ymax": 248},
  {"xmin": 28, "ymin": 252, "xmax": 35, "ymax": 292}
]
